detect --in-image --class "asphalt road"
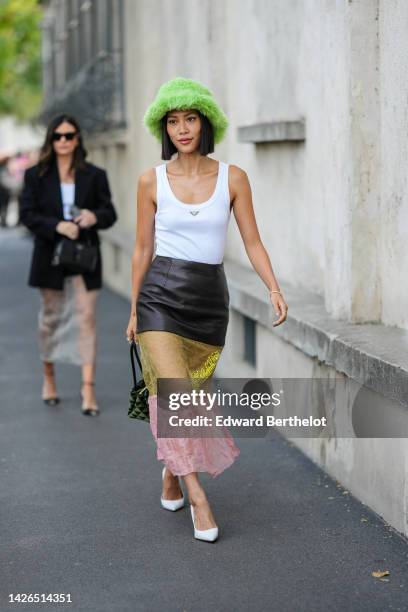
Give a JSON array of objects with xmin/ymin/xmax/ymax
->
[{"xmin": 1, "ymin": 227, "xmax": 408, "ymax": 612}]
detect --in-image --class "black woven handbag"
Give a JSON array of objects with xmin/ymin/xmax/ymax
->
[{"xmin": 128, "ymin": 341, "xmax": 150, "ymax": 422}]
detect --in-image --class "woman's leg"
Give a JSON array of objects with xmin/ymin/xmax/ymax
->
[
  {"xmin": 72, "ymin": 276, "xmax": 99, "ymax": 408},
  {"xmin": 39, "ymin": 288, "xmax": 64, "ymax": 400},
  {"xmin": 42, "ymin": 360, "xmax": 58, "ymax": 400},
  {"xmin": 162, "ymin": 467, "xmax": 184, "ymax": 501},
  {"xmin": 138, "ymin": 330, "xmax": 221, "ymax": 530},
  {"xmin": 182, "ymin": 474, "xmax": 218, "ymax": 531}
]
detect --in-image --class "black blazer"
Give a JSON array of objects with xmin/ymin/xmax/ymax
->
[{"xmin": 20, "ymin": 160, "xmax": 118, "ymax": 290}]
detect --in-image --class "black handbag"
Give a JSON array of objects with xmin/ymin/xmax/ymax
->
[
  {"xmin": 51, "ymin": 230, "xmax": 98, "ymax": 274},
  {"xmin": 128, "ymin": 340, "xmax": 150, "ymax": 422}
]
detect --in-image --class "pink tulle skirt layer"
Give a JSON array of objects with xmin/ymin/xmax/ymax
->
[{"xmin": 148, "ymin": 394, "xmax": 240, "ymax": 478}]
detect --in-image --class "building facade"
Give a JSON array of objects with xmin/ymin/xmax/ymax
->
[{"xmin": 40, "ymin": 0, "xmax": 408, "ymax": 537}]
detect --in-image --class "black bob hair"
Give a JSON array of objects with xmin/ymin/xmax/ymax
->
[{"xmin": 160, "ymin": 110, "xmax": 215, "ymax": 160}]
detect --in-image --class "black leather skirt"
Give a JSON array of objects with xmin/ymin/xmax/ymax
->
[{"xmin": 136, "ymin": 255, "xmax": 230, "ymax": 346}]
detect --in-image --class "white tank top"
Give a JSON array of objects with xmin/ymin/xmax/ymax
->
[{"xmin": 154, "ymin": 161, "xmax": 231, "ymax": 264}]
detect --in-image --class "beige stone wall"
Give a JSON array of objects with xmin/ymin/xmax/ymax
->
[
  {"xmin": 88, "ymin": 0, "xmax": 408, "ymax": 330},
  {"xmin": 83, "ymin": 0, "xmax": 408, "ymax": 537}
]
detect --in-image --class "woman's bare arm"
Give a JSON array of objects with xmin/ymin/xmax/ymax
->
[
  {"xmin": 127, "ymin": 169, "xmax": 156, "ymax": 340},
  {"xmin": 229, "ymin": 165, "xmax": 288, "ymax": 326}
]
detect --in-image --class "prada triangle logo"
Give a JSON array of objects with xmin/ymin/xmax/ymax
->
[{"xmin": 189, "ymin": 210, "xmax": 200, "ymax": 215}]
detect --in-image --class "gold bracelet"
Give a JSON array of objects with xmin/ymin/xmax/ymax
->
[{"xmin": 269, "ymin": 290, "xmax": 282, "ymax": 295}]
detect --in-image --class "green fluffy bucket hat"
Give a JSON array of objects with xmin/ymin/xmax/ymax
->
[{"xmin": 143, "ymin": 77, "xmax": 228, "ymax": 144}]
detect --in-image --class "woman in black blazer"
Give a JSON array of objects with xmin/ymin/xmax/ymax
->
[{"xmin": 20, "ymin": 113, "xmax": 117, "ymax": 416}]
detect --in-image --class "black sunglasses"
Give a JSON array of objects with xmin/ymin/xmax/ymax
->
[{"xmin": 52, "ymin": 131, "xmax": 78, "ymax": 141}]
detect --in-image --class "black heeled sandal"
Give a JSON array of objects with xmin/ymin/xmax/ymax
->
[
  {"xmin": 81, "ymin": 381, "xmax": 99, "ymax": 416},
  {"xmin": 42, "ymin": 375, "xmax": 60, "ymax": 406},
  {"xmin": 43, "ymin": 396, "xmax": 60, "ymax": 406}
]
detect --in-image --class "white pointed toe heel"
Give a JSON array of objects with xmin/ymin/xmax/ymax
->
[
  {"xmin": 190, "ymin": 505, "xmax": 219, "ymax": 542},
  {"xmin": 160, "ymin": 467, "xmax": 185, "ymax": 511}
]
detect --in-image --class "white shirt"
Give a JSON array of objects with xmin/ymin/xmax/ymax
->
[
  {"xmin": 60, "ymin": 182, "xmax": 75, "ymax": 220},
  {"xmin": 154, "ymin": 161, "xmax": 231, "ymax": 264}
]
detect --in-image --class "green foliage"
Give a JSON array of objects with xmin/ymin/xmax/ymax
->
[{"xmin": 0, "ymin": 0, "xmax": 43, "ymax": 120}]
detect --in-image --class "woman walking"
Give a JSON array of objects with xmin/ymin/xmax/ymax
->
[
  {"xmin": 20, "ymin": 114, "xmax": 117, "ymax": 416},
  {"xmin": 126, "ymin": 77, "xmax": 288, "ymax": 542}
]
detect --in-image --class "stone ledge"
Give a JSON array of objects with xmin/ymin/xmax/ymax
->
[
  {"xmin": 224, "ymin": 259, "xmax": 408, "ymax": 409},
  {"xmin": 100, "ymin": 228, "xmax": 408, "ymax": 409},
  {"xmin": 237, "ymin": 120, "xmax": 306, "ymax": 143}
]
